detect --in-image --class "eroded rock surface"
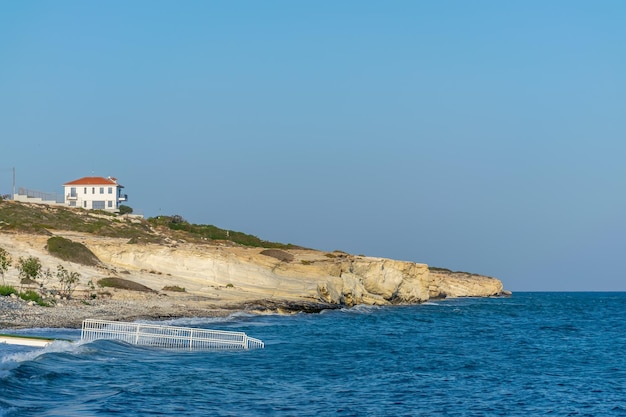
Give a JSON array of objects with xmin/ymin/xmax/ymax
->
[{"xmin": 0, "ymin": 232, "xmax": 507, "ymax": 313}]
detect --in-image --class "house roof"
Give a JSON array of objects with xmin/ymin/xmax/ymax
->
[{"xmin": 63, "ymin": 176, "xmax": 124, "ymax": 187}]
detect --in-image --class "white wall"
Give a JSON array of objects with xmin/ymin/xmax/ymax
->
[{"xmin": 65, "ymin": 184, "xmax": 121, "ymax": 211}]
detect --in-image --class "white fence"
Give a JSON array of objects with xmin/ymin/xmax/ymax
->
[{"xmin": 81, "ymin": 319, "xmax": 264, "ymax": 350}]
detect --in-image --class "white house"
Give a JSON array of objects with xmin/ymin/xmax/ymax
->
[{"xmin": 63, "ymin": 176, "xmax": 128, "ymax": 212}]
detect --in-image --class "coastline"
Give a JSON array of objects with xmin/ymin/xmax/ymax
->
[
  {"xmin": 0, "ymin": 292, "xmax": 341, "ymax": 330},
  {"xmin": 0, "ymin": 205, "xmax": 506, "ymax": 329}
]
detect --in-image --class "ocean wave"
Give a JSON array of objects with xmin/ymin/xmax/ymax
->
[
  {"xmin": 137, "ymin": 310, "xmax": 268, "ymax": 328},
  {"xmin": 0, "ymin": 339, "xmax": 85, "ymax": 379}
]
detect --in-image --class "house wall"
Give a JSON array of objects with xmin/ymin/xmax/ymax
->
[{"xmin": 64, "ymin": 184, "xmax": 121, "ymax": 211}]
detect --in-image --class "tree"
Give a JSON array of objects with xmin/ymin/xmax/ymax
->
[
  {"xmin": 0, "ymin": 247, "xmax": 11, "ymax": 284},
  {"xmin": 17, "ymin": 256, "xmax": 42, "ymax": 285},
  {"xmin": 56, "ymin": 265, "xmax": 80, "ymax": 299},
  {"xmin": 171, "ymin": 214, "xmax": 186, "ymax": 224},
  {"xmin": 119, "ymin": 205, "xmax": 133, "ymax": 215}
]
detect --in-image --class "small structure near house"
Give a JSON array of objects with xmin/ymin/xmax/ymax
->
[{"xmin": 63, "ymin": 176, "xmax": 128, "ymax": 212}]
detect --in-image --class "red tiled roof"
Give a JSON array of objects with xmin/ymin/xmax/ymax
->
[{"xmin": 63, "ymin": 176, "xmax": 123, "ymax": 186}]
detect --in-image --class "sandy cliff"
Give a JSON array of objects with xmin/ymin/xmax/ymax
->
[{"xmin": 0, "ymin": 231, "xmax": 506, "ymax": 310}]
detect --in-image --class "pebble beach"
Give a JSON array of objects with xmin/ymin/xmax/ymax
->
[{"xmin": 0, "ymin": 294, "xmax": 237, "ymax": 330}]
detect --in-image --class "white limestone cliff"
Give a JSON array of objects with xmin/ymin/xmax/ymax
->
[{"xmin": 0, "ymin": 232, "xmax": 507, "ymax": 308}]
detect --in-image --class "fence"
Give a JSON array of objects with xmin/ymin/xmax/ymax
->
[
  {"xmin": 17, "ymin": 187, "xmax": 64, "ymax": 203},
  {"xmin": 81, "ymin": 319, "xmax": 264, "ymax": 350}
]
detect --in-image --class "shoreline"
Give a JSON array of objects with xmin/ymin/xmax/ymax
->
[{"xmin": 0, "ymin": 293, "xmax": 341, "ymax": 330}]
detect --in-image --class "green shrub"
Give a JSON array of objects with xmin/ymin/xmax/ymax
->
[
  {"xmin": 97, "ymin": 277, "xmax": 155, "ymax": 292},
  {"xmin": 56, "ymin": 265, "xmax": 81, "ymax": 298},
  {"xmin": 19, "ymin": 290, "xmax": 50, "ymax": 306},
  {"xmin": 119, "ymin": 205, "xmax": 133, "ymax": 215},
  {"xmin": 17, "ymin": 256, "xmax": 41, "ymax": 282},
  {"xmin": 0, "ymin": 247, "xmax": 11, "ymax": 283},
  {"xmin": 162, "ymin": 285, "xmax": 186, "ymax": 292},
  {"xmin": 147, "ymin": 215, "xmax": 301, "ymax": 249},
  {"xmin": 46, "ymin": 236, "xmax": 100, "ymax": 266},
  {"xmin": 0, "ymin": 285, "xmax": 17, "ymax": 296}
]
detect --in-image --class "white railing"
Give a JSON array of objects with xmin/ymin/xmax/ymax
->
[{"xmin": 81, "ymin": 319, "xmax": 264, "ymax": 350}]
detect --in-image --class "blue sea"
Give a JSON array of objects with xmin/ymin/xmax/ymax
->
[{"xmin": 1, "ymin": 292, "xmax": 625, "ymax": 416}]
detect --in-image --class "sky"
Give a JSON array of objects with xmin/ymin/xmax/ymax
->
[{"xmin": 1, "ymin": 1, "xmax": 625, "ymax": 292}]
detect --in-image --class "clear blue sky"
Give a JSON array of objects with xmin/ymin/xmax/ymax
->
[{"xmin": 1, "ymin": 1, "xmax": 625, "ymax": 291}]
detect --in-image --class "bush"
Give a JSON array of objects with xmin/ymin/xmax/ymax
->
[
  {"xmin": 19, "ymin": 290, "xmax": 49, "ymax": 306},
  {"xmin": 97, "ymin": 277, "xmax": 155, "ymax": 292},
  {"xmin": 146, "ymin": 215, "xmax": 300, "ymax": 249},
  {"xmin": 119, "ymin": 205, "xmax": 133, "ymax": 215},
  {"xmin": 0, "ymin": 247, "xmax": 11, "ymax": 283},
  {"xmin": 162, "ymin": 285, "xmax": 186, "ymax": 292},
  {"xmin": 56, "ymin": 265, "xmax": 81, "ymax": 299},
  {"xmin": 46, "ymin": 236, "xmax": 100, "ymax": 266},
  {"xmin": 0, "ymin": 285, "xmax": 17, "ymax": 296},
  {"xmin": 17, "ymin": 256, "xmax": 42, "ymax": 283}
]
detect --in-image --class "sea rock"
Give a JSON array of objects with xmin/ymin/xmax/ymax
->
[{"xmin": 428, "ymin": 269, "xmax": 504, "ymax": 298}]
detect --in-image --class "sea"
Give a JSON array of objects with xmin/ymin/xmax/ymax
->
[{"xmin": 1, "ymin": 292, "xmax": 625, "ymax": 416}]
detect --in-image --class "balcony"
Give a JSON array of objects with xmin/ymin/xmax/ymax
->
[
  {"xmin": 66, "ymin": 194, "xmax": 78, "ymax": 200},
  {"xmin": 118, "ymin": 194, "xmax": 128, "ymax": 202}
]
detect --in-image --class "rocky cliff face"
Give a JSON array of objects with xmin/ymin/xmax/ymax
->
[
  {"xmin": 428, "ymin": 269, "xmax": 504, "ymax": 299},
  {"xmin": 87, "ymin": 238, "xmax": 507, "ymax": 306},
  {"xmin": 0, "ymin": 232, "xmax": 507, "ymax": 308}
]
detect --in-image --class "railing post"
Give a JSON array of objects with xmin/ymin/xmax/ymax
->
[
  {"xmin": 135, "ymin": 324, "xmax": 140, "ymax": 344},
  {"xmin": 189, "ymin": 329, "xmax": 194, "ymax": 351}
]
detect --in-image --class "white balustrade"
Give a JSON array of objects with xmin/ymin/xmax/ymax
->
[{"xmin": 81, "ymin": 319, "xmax": 264, "ymax": 350}]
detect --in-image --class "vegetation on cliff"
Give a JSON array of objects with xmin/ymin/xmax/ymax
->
[
  {"xmin": 0, "ymin": 201, "xmax": 152, "ymax": 238},
  {"xmin": 46, "ymin": 236, "xmax": 101, "ymax": 266},
  {"xmin": 0, "ymin": 201, "xmax": 308, "ymax": 307},
  {"xmin": 97, "ymin": 277, "xmax": 155, "ymax": 293},
  {"xmin": 147, "ymin": 215, "xmax": 300, "ymax": 249},
  {"xmin": 0, "ymin": 201, "xmax": 298, "ymax": 249}
]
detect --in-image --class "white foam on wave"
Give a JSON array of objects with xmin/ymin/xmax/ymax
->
[
  {"xmin": 336, "ymin": 304, "xmax": 382, "ymax": 314},
  {"xmin": 137, "ymin": 310, "xmax": 266, "ymax": 328},
  {"xmin": 0, "ymin": 339, "xmax": 86, "ymax": 379}
]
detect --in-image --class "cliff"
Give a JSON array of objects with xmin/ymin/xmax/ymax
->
[
  {"xmin": 0, "ymin": 201, "xmax": 507, "ymax": 317},
  {"xmin": 0, "ymin": 230, "xmax": 505, "ymax": 310}
]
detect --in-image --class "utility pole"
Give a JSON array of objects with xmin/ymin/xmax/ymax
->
[{"xmin": 12, "ymin": 167, "xmax": 15, "ymax": 200}]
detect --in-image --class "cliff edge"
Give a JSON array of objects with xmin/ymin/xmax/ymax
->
[
  {"xmin": 0, "ymin": 202, "xmax": 508, "ymax": 327},
  {"xmin": 0, "ymin": 230, "xmax": 505, "ymax": 309}
]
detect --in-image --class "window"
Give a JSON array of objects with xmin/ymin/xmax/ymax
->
[
  {"xmin": 108, "ymin": 201, "xmax": 113, "ymax": 208},
  {"xmin": 69, "ymin": 201, "xmax": 76, "ymax": 207},
  {"xmin": 92, "ymin": 187, "xmax": 95, "ymax": 194},
  {"xmin": 108, "ymin": 187, "xmax": 113, "ymax": 194},
  {"xmin": 84, "ymin": 201, "xmax": 87, "ymax": 208},
  {"xmin": 84, "ymin": 187, "xmax": 87, "ymax": 194},
  {"xmin": 93, "ymin": 201, "xmax": 105, "ymax": 210},
  {"xmin": 100, "ymin": 187, "xmax": 104, "ymax": 194},
  {"xmin": 70, "ymin": 187, "xmax": 77, "ymax": 197}
]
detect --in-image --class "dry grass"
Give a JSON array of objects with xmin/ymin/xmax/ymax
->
[{"xmin": 260, "ymin": 249, "xmax": 294, "ymax": 262}]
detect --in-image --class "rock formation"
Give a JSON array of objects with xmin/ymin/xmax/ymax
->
[{"xmin": 0, "ymin": 231, "xmax": 507, "ymax": 309}]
